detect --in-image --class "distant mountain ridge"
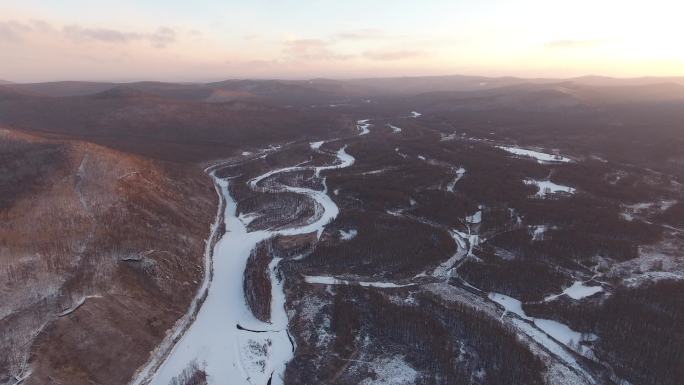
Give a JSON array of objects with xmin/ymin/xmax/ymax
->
[{"xmin": 7, "ymin": 75, "xmax": 684, "ymax": 101}]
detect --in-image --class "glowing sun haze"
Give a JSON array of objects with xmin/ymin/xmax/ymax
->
[{"xmin": 1, "ymin": 0, "xmax": 683, "ymax": 82}]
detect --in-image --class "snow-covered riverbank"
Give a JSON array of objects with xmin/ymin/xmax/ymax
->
[{"xmin": 136, "ymin": 135, "xmax": 357, "ymax": 385}]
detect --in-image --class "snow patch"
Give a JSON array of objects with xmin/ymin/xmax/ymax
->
[
  {"xmin": 530, "ymin": 225, "xmax": 548, "ymax": 241},
  {"xmin": 545, "ymin": 281, "xmax": 603, "ymax": 301},
  {"xmin": 238, "ymin": 212, "xmax": 259, "ymax": 226},
  {"xmin": 338, "ymin": 229, "xmax": 358, "ymax": 241},
  {"xmin": 57, "ymin": 295, "xmax": 102, "ymax": 317},
  {"xmin": 387, "ymin": 124, "xmax": 402, "ymax": 134},
  {"xmin": 309, "ymin": 141, "xmax": 324, "ymax": 150},
  {"xmin": 524, "ymin": 179, "xmax": 575, "ymax": 198},
  {"xmin": 303, "ymin": 276, "xmax": 413, "ymax": 288},
  {"xmin": 498, "ymin": 146, "xmax": 572, "ymax": 164},
  {"xmin": 357, "ymin": 119, "xmax": 372, "ymax": 135},
  {"xmin": 466, "ymin": 210, "xmax": 482, "ymax": 224},
  {"xmin": 440, "ymin": 132, "xmax": 458, "ymax": 141},
  {"xmin": 360, "ymin": 355, "xmax": 418, "ymax": 385},
  {"xmin": 489, "ymin": 293, "xmax": 596, "ymax": 356},
  {"xmin": 446, "ymin": 167, "xmax": 466, "ymax": 192}
]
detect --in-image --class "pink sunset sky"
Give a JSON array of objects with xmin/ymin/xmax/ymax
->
[{"xmin": 1, "ymin": 0, "xmax": 683, "ymax": 82}]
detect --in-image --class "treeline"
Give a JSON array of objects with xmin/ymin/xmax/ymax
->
[
  {"xmin": 658, "ymin": 201, "xmax": 684, "ymax": 227},
  {"xmin": 324, "ymin": 286, "xmax": 545, "ymax": 385},
  {"xmin": 271, "ymin": 169, "xmax": 324, "ymax": 191},
  {"xmin": 525, "ymin": 280, "xmax": 684, "ymax": 385},
  {"xmin": 459, "ymin": 257, "xmax": 570, "ymax": 301},
  {"xmin": 168, "ymin": 360, "xmax": 207, "ymax": 385},
  {"xmin": 490, "ymin": 195, "xmax": 661, "ymax": 264},
  {"xmin": 0, "ymin": 138, "xmax": 67, "ymax": 209},
  {"xmin": 298, "ymin": 209, "xmax": 454, "ymax": 279},
  {"xmin": 236, "ymin": 191, "xmax": 317, "ymax": 232},
  {"xmin": 243, "ymin": 241, "xmax": 272, "ymax": 322}
]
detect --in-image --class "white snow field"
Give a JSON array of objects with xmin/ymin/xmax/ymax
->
[
  {"xmin": 303, "ymin": 275, "xmax": 414, "ymax": 288},
  {"xmin": 357, "ymin": 119, "xmax": 372, "ymax": 135},
  {"xmin": 446, "ymin": 167, "xmax": 466, "ymax": 192},
  {"xmin": 338, "ymin": 229, "xmax": 358, "ymax": 241},
  {"xmin": 359, "ymin": 355, "xmax": 418, "ymax": 385},
  {"xmin": 524, "ymin": 179, "xmax": 576, "ymax": 198},
  {"xmin": 309, "ymin": 140, "xmax": 324, "ymax": 150},
  {"xmin": 466, "ymin": 210, "xmax": 482, "ymax": 224},
  {"xmin": 488, "ymin": 293, "xmax": 596, "ymax": 355},
  {"xmin": 545, "ymin": 281, "xmax": 603, "ymax": 301},
  {"xmin": 530, "ymin": 225, "xmax": 548, "ymax": 241},
  {"xmin": 388, "ymin": 124, "xmax": 402, "ymax": 133},
  {"xmin": 140, "ymin": 136, "xmax": 357, "ymax": 385},
  {"xmin": 497, "ymin": 146, "xmax": 572, "ymax": 164}
]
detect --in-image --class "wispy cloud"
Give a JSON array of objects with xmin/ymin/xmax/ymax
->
[
  {"xmin": 545, "ymin": 39, "xmax": 598, "ymax": 49},
  {"xmin": 63, "ymin": 25, "xmax": 176, "ymax": 48},
  {"xmin": 0, "ymin": 19, "xmax": 176, "ymax": 48},
  {"xmin": 363, "ymin": 50, "xmax": 425, "ymax": 61},
  {"xmin": 334, "ymin": 28, "xmax": 387, "ymax": 41},
  {"xmin": 0, "ymin": 20, "xmax": 37, "ymax": 42},
  {"xmin": 282, "ymin": 38, "xmax": 352, "ymax": 61}
]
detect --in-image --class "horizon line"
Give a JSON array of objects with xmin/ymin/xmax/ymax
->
[{"xmin": 4, "ymin": 73, "xmax": 684, "ymax": 85}]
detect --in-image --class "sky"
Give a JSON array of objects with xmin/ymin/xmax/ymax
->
[{"xmin": 1, "ymin": 0, "xmax": 683, "ymax": 82}]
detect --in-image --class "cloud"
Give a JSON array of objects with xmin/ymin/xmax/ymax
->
[
  {"xmin": 63, "ymin": 25, "xmax": 139, "ymax": 43},
  {"xmin": 148, "ymin": 27, "xmax": 176, "ymax": 48},
  {"xmin": 62, "ymin": 25, "xmax": 176, "ymax": 47},
  {"xmin": 545, "ymin": 40, "xmax": 598, "ymax": 49},
  {"xmin": 0, "ymin": 20, "xmax": 34, "ymax": 42},
  {"xmin": 334, "ymin": 28, "xmax": 387, "ymax": 40},
  {"xmin": 363, "ymin": 50, "xmax": 425, "ymax": 61},
  {"xmin": 242, "ymin": 33, "xmax": 261, "ymax": 41},
  {"xmin": 282, "ymin": 38, "xmax": 352, "ymax": 61},
  {"xmin": 225, "ymin": 59, "xmax": 278, "ymax": 68}
]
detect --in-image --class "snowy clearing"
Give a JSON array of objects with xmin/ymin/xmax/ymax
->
[
  {"xmin": 303, "ymin": 275, "xmax": 414, "ymax": 288},
  {"xmin": 446, "ymin": 167, "xmax": 466, "ymax": 192},
  {"xmin": 545, "ymin": 281, "xmax": 603, "ymax": 301},
  {"xmin": 431, "ymin": 230, "xmax": 468, "ymax": 279},
  {"xmin": 359, "ymin": 355, "xmax": 418, "ymax": 385},
  {"xmin": 489, "ymin": 293, "xmax": 596, "ymax": 356},
  {"xmin": 466, "ymin": 210, "xmax": 482, "ymax": 224},
  {"xmin": 388, "ymin": 124, "xmax": 402, "ymax": 133},
  {"xmin": 530, "ymin": 225, "xmax": 548, "ymax": 241},
  {"xmin": 338, "ymin": 229, "xmax": 358, "ymax": 241},
  {"xmin": 497, "ymin": 146, "xmax": 572, "ymax": 164},
  {"xmin": 524, "ymin": 179, "xmax": 576, "ymax": 198},
  {"xmin": 409, "ymin": 111, "xmax": 422, "ymax": 118},
  {"xmin": 309, "ymin": 141, "xmax": 324, "ymax": 150},
  {"xmin": 57, "ymin": 295, "xmax": 102, "ymax": 317},
  {"xmin": 357, "ymin": 119, "xmax": 372, "ymax": 135}
]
